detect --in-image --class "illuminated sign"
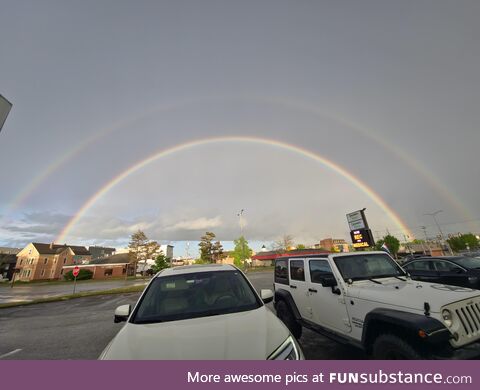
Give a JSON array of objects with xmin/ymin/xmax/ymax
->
[{"xmin": 350, "ymin": 229, "xmax": 375, "ymax": 250}]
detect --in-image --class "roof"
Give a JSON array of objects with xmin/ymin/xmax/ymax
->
[
  {"xmin": 158, "ymin": 264, "xmax": 236, "ymax": 277},
  {"xmin": 252, "ymin": 248, "xmax": 330, "ymax": 261},
  {"xmin": 90, "ymin": 253, "xmax": 130, "ymax": 265},
  {"xmin": 31, "ymin": 243, "xmax": 90, "ymax": 255}
]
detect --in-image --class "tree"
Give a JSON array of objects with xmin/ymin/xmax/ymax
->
[
  {"xmin": 232, "ymin": 236, "xmax": 253, "ymax": 267},
  {"xmin": 140, "ymin": 240, "xmax": 160, "ymax": 277},
  {"xmin": 447, "ymin": 233, "xmax": 480, "ymax": 252},
  {"xmin": 274, "ymin": 234, "xmax": 295, "ymax": 251},
  {"xmin": 128, "ymin": 230, "xmax": 148, "ymax": 276},
  {"xmin": 199, "ymin": 232, "xmax": 217, "ymax": 263},
  {"xmin": 151, "ymin": 251, "xmax": 170, "ymax": 273},
  {"xmin": 296, "ymin": 244, "xmax": 306, "ymax": 250},
  {"xmin": 64, "ymin": 269, "xmax": 93, "ymax": 281},
  {"xmin": 212, "ymin": 241, "xmax": 224, "ymax": 263},
  {"xmin": 375, "ymin": 235, "xmax": 400, "ymax": 256}
]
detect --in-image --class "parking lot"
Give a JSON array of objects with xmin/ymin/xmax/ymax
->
[{"xmin": 0, "ymin": 271, "xmax": 366, "ymax": 360}]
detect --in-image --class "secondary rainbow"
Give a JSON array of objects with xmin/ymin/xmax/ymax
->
[{"xmin": 56, "ymin": 136, "xmax": 414, "ymax": 242}]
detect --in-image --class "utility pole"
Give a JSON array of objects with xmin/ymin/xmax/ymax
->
[
  {"xmin": 424, "ymin": 211, "xmax": 453, "ymax": 255},
  {"xmin": 237, "ymin": 209, "xmax": 247, "ymax": 270},
  {"xmin": 420, "ymin": 226, "xmax": 431, "ymax": 256}
]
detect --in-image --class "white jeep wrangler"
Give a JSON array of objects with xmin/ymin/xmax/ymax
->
[{"xmin": 274, "ymin": 251, "xmax": 480, "ymax": 359}]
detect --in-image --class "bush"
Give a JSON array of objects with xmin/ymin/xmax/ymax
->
[{"xmin": 64, "ymin": 269, "xmax": 93, "ymax": 281}]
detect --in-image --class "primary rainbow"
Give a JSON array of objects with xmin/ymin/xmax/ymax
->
[{"xmin": 56, "ymin": 136, "xmax": 414, "ymax": 242}]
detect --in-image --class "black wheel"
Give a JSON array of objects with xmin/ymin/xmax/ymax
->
[
  {"xmin": 276, "ymin": 300, "xmax": 302, "ymax": 339},
  {"xmin": 372, "ymin": 334, "xmax": 423, "ymax": 360}
]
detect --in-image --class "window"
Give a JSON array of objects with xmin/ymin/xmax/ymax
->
[
  {"xmin": 104, "ymin": 268, "xmax": 113, "ymax": 276},
  {"xmin": 20, "ymin": 259, "xmax": 23, "ymax": 265},
  {"xmin": 290, "ymin": 260, "xmax": 305, "ymax": 281},
  {"xmin": 63, "ymin": 259, "xmax": 66, "ymax": 264},
  {"xmin": 132, "ymin": 270, "xmax": 261, "ymax": 324},
  {"xmin": 309, "ymin": 259, "xmax": 333, "ymax": 284},
  {"xmin": 433, "ymin": 261, "xmax": 463, "ymax": 273},
  {"xmin": 404, "ymin": 261, "xmax": 432, "ymax": 271},
  {"xmin": 41, "ymin": 269, "xmax": 45, "ymax": 276},
  {"xmin": 61, "ymin": 269, "xmax": 64, "ymax": 275},
  {"xmin": 44, "ymin": 258, "xmax": 48, "ymax": 265},
  {"xmin": 334, "ymin": 254, "xmax": 404, "ymax": 281},
  {"xmin": 274, "ymin": 259, "xmax": 289, "ymax": 285}
]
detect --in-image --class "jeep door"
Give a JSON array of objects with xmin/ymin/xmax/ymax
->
[
  {"xmin": 307, "ymin": 259, "xmax": 351, "ymax": 333},
  {"xmin": 288, "ymin": 259, "xmax": 313, "ymax": 320}
]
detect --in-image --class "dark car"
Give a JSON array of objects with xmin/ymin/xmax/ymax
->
[{"xmin": 403, "ymin": 256, "xmax": 480, "ymax": 290}]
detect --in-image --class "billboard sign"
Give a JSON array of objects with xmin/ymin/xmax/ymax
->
[
  {"xmin": 347, "ymin": 209, "xmax": 375, "ymax": 250},
  {"xmin": 0, "ymin": 94, "xmax": 12, "ymax": 133}
]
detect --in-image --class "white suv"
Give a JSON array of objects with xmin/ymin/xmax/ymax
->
[
  {"xmin": 274, "ymin": 251, "xmax": 480, "ymax": 359},
  {"xmin": 100, "ymin": 264, "xmax": 303, "ymax": 359}
]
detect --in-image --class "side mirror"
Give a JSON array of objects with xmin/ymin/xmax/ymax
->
[
  {"xmin": 114, "ymin": 304, "xmax": 131, "ymax": 323},
  {"xmin": 320, "ymin": 275, "xmax": 337, "ymax": 288},
  {"xmin": 260, "ymin": 289, "xmax": 274, "ymax": 304}
]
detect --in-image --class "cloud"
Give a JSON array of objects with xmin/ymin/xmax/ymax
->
[{"xmin": 166, "ymin": 216, "xmax": 223, "ymax": 231}]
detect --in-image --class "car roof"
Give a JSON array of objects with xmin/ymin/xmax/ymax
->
[
  {"xmin": 156, "ymin": 263, "xmax": 237, "ymax": 277},
  {"xmin": 277, "ymin": 251, "xmax": 389, "ymax": 260}
]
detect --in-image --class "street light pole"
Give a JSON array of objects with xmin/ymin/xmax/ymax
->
[
  {"xmin": 424, "ymin": 210, "xmax": 453, "ymax": 255},
  {"xmin": 237, "ymin": 209, "xmax": 246, "ymax": 270}
]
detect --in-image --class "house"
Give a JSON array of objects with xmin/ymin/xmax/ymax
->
[
  {"xmin": 316, "ymin": 238, "xmax": 350, "ymax": 253},
  {"xmin": 0, "ymin": 253, "xmax": 17, "ymax": 281},
  {"xmin": 88, "ymin": 246, "xmax": 116, "ymax": 261},
  {"xmin": 62, "ymin": 253, "xmax": 133, "ymax": 280},
  {"xmin": 15, "ymin": 242, "xmax": 91, "ymax": 281}
]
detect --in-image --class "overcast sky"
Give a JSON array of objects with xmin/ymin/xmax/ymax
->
[{"xmin": 1, "ymin": 0, "xmax": 479, "ymax": 255}]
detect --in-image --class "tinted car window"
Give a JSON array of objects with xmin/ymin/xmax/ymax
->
[
  {"xmin": 132, "ymin": 270, "xmax": 261, "ymax": 324},
  {"xmin": 290, "ymin": 260, "xmax": 305, "ymax": 281},
  {"xmin": 404, "ymin": 261, "xmax": 432, "ymax": 271},
  {"xmin": 309, "ymin": 260, "xmax": 333, "ymax": 284},
  {"xmin": 274, "ymin": 259, "xmax": 288, "ymax": 285},
  {"xmin": 334, "ymin": 254, "xmax": 404, "ymax": 281},
  {"xmin": 453, "ymin": 257, "xmax": 480, "ymax": 269},
  {"xmin": 433, "ymin": 261, "xmax": 463, "ymax": 272}
]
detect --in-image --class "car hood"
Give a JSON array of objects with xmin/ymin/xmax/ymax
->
[
  {"xmin": 100, "ymin": 306, "xmax": 290, "ymax": 359},
  {"xmin": 346, "ymin": 277, "xmax": 480, "ymax": 314}
]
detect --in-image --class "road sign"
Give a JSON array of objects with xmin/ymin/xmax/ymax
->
[{"xmin": 73, "ymin": 266, "xmax": 80, "ymax": 277}]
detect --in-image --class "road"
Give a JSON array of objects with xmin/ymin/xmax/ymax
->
[
  {"xmin": 0, "ymin": 271, "xmax": 366, "ymax": 360},
  {"xmin": 0, "ymin": 279, "xmax": 147, "ymax": 304}
]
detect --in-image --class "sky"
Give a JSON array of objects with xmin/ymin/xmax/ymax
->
[{"xmin": 1, "ymin": 0, "xmax": 479, "ymax": 256}]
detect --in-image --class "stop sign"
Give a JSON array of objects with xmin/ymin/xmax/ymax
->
[{"xmin": 72, "ymin": 266, "xmax": 80, "ymax": 277}]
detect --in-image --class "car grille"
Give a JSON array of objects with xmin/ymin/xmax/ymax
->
[
  {"xmin": 455, "ymin": 303, "xmax": 480, "ymax": 336},
  {"xmin": 444, "ymin": 297, "xmax": 480, "ymax": 347}
]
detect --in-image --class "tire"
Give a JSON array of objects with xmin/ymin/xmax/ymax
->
[
  {"xmin": 276, "ymin": 300, "xmax": 302, "ymax": 339},
  {"xmin": 372, "ymin": 334, "xmax": 423, "ymax": 360}
]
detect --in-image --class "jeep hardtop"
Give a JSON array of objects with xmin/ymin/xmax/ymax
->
[{"xmin": 274, "ymin": 251, "xmax": 480, "ymax": 359}]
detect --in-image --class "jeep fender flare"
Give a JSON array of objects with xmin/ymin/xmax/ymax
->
[
  {"xmin": 361, "ymin": 308, "xmax": 451, "ymax": 349},
  {"xmin": 274, "ymin": 288, "xmax": 302, "ymax": 320}
]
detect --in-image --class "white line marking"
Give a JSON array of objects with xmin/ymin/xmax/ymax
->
[{"xmin": 0, "ymin": 349, "xmax": 22, "ymax": 359}]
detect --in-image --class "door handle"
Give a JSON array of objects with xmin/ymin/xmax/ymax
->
[
  {"xmin": 308, "ymin": 288, "xmax": 317, "ymax": 293},
  {"xmin": 290, "ymin": 285, "xmax": 297, "ymax": 289}
]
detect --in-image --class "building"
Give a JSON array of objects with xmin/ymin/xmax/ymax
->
[
  {"xmin": 62, "ymin": 253, "xmax": 132, "ymax": 280},
  {"xmin": 252, "ymin": 248, "xmax": 330, "ymax": 267},
  {"xmin": 0, "ymin": 253, "xmax": 17, "ymax": 281},
  {"xmin": 216, "ymin": 251, "xmax": 235, "ymax": 265},
  {"xmin": 15, "ymin": 243, "xmax": 91, "ymax": 281},
  {"xmin": 160, "ymin": 245, "xmax": 174, "ymax": 260},
  {"xmin": 88, "ymin": 246, "xmax": 116, "ymax": 261},
  {"xmin": 317, "ymin": 238, "xmax": 349, "ymax": 253}
]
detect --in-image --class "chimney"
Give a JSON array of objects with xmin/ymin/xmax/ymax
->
[{"xmin": 49, "ymin": 242, "xmax": 54, "ymax": 249}]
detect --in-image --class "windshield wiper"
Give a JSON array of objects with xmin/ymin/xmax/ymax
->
[
  {"xmin": 394, "ymin": 276, "xmax": 407, "ymax": 281},
  {"xmin": 368, "ymin": 278, "xmax": 382, "ymax": 284}
]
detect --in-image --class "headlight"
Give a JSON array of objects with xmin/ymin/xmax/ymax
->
[
  {"xmin": 442, "ymin": 309, "xmax": 453, "ymax": 327},
  {"xmin": 268, "ymin": 336, "xmax": 303, "ymax": 360}
]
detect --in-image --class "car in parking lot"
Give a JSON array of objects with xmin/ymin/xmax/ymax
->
[
  {"xmin": 403, "ymin": 256, "xmax": 480, "ymax": 289},
  {"xmin": 274, "ymin": 251, "xmax": 480, "ymax": 359},
  {"xmin": 100, "ymin": 264, "xmax": 304, "ymax": 360}
]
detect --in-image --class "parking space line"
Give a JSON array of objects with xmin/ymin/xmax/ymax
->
[{"xmin": 0, "ymin": 349, "xmax": 22, "ymax": 359}]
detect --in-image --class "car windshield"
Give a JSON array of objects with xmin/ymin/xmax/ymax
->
[
  {"xmin": 132, "ymin": 270, "xmax": 261, "ymax": 324},
  {"xmin": 453, "ymin": 257, "xmax": 480, "ymax": 269},
  {"xmin": 334, "ymin": 253, "xmax": 406, "ymax": 281}
]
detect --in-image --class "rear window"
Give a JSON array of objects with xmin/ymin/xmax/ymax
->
[{"xmin": 274, "ymin": 259, "xmax": 288, "ymax": 285}]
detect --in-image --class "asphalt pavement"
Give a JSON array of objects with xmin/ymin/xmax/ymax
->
[
  {"xmin": 0, "ymin": 279, "xmax": 148, "ymax": 304},
  {"xmin": 0, "ymin": 271, "xmax": 366, "ymax": 360}
]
